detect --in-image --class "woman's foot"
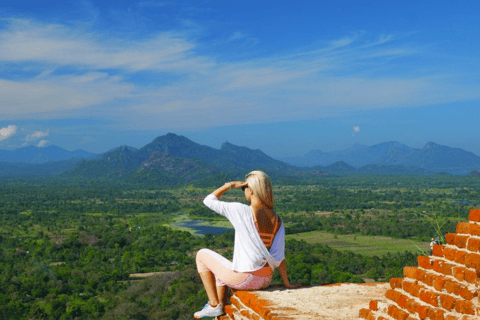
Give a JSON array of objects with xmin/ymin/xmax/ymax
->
[{"xmin": 193, "ymin": 302, "xmax": 224, "ymax": 319}]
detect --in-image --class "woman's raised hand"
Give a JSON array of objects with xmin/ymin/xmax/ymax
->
[{"xmin": 229, "ymin": 181, "xmax": 248, "ymax": 189}]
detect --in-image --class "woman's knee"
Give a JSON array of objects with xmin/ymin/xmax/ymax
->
[{"xmin": 196, "ymin": 248, "xmax": 211, "ymax": 271}]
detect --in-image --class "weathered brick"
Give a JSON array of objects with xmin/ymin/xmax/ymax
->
[
  {"xmin": 467, "ymin": 237, "xmax": 480, "ymax": 252},
  {"xmin": 427, "ymin": 308, "xmax": 445, "ymax": 320},
  {"xmin": 443, "ymin": 247, "xmax": 457, "ymax": 261},
  {"xmin": 468, "ymin": 209, "xmax": 480, "ymax": 222},
  {"xmin": 403, "ymin": 281, "xmax": 421, "ymax": 297},
  {"xmin": 444, "ymin": 279, "xmax": 462, "ymax": 296},
  {"xmin": 464, "ymin": 268, "xmax": 477, "ymax": 284},
  {"xmin": 469, "ymin": 223, "xmax": 480, "ymax": 236},
  {"xmin": 386, "ymin": 289, "xmax": 400, "ymax": 302},
  {"xmin": 439, "ymin": 294, "xmax": 456, "ymax": 311},
  {"xmin": 453, "ymin": 266, "xmax": 465, "ymax": 281},
  {"xmin": 464, "ymin": 253, "xmax": 480, "ymax": 268},
  {"xmin": 445, "ymin": 233, "xmax": 457, "ymax": 245},
  {"xmin": 369, "ymin": 300, "xmax": 378, "ymax": 311},
  {"xmin": 388, "ymin": 304, "xmax": 409, "ymax": 320},
  {"xmin": 433, "ymin": 275, "xmax": 446, "ymax": 291},
  {"xmin": 404, "ymin": 266, "xmax": 418, "ymax": 279},
  {"xmin": 433, "ymin": 244, "xmax": 444, "ymax": 257},
  {"xmin": 405, "ymin": 298, "xmax": 418, "ymax": 314},
  {"xmin": 459, "ymin": 286, "xmax": 476, "ymax": 300},
  {"xmin": 418, "ymin": 256, "xmax": 433, "ymax": 269},
  {"xmin": 416, "ymin": 305, "xmax": 430, "ymax": 320},
  {"xmin": 441, "ymin": 261, "xmax": 454, "ymax": 276},
  {"xmin": 455, "ymin": 249, "xmax": 467, "ymax": 264},
  {"xmin": 455, "ymin": 300, "xmax": 475, "ymax": 315},
  {"xmin": 414, "ymin": 268, "xmax": 426, "ymax": 281},
  {"xmin": 419, "ymin": 289, "xmax": 439, "ymax": 307},
  {"xmin": 445, "ymin": 315, "xmax": 459, "ymax": 320},
  {"xmin": 457, "ymin": 222, "xmax": 471, "ymax": 234},
  {"xmin": 424, "ymin": 273, "xmax": 435, "ymax": 286},
  {"xmin": 433, "ymin": 260, "xmax": 442, "ymax": 273},
  {"xmin": 390, "ymin": 277, "xmax": 403, "ymax": 289},
  {"xmin": 455, "ymin": 235, "xmax": 469, "ymax": 248}
]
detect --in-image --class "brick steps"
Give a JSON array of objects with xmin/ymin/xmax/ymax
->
[{"xmin": 359, "ymin": 209, "xmax": 480, "ymax": 320}]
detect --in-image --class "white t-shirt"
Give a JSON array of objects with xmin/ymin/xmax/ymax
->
[{"xmin": 203, "ymin": 194, "xmax": 285, "ymax": 272}]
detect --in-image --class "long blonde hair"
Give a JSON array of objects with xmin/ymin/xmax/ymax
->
[{"xmin": 245, "ymin": 170, "xmax": 274, "ymax": 209}]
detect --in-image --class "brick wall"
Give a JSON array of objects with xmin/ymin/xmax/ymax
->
[{"xmin": 359, "ymin": 209, "xmax": 480, "ymax": 320}]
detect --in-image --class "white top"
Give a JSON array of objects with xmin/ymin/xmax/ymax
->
[{"xmin": 203, "ymin": 194, "xmax": 285, "ymax": 272}]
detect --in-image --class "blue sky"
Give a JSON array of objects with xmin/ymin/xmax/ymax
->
[{"xmin": 1, "ymin": 0, "xmax": 479, "ymax": 158}]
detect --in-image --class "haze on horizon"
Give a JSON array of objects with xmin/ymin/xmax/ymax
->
[{"xmin": 1, "ymin": 0, "xmax": 479, "ymax": 158}]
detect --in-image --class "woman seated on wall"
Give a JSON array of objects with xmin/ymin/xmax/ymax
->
[{"xmin": 194, "ymin": 170, "xmax": 297, "ymax": 319}]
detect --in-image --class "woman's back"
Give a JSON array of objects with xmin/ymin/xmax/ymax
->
[{"xmin": 252, "ymin": 207, "xmax": 281, "ymax": 250}]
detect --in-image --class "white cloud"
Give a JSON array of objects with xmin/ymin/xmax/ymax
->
[
  {"xmin": 37, "ymin": 140, "xmax": 49, "ymax": 147},
  {"xmin": 26, "ymin": 130, "xmax": 49, "ymax": 141},
  {"xmin": 0, "ymin": 125, "xmax": 17, "ymax": 141},
  {"xmin": 1, "ymin": 18, "xmax": 479, "ymax": 130},
  {"xmin": 353, "ymin": 126, "xmax": 360, "ymax": 133}
]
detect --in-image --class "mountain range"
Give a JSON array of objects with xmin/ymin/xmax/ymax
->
[
  {"xmin": 281, "ymin": 141, "xmax": 480, "ymax": 174},
  {"xmin": 1, "ymin": 134, "xmax": 480, "ymax": 181}
]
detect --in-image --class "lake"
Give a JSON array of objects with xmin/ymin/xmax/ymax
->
[{"xmin": 179, "ymin": 220, "xmax": 233, "ymax": 235}]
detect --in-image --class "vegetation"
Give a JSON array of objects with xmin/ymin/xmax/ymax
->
[{"xmin": 0, "ymin": 174, "xmax": 478, "ymax": 319}]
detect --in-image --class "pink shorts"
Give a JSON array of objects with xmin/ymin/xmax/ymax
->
[{"xmin": 196, "ymin": 248, "xmax": 273, "ymax": 290}]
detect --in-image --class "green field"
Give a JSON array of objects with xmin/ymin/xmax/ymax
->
[{"xmin": 286, "ymin": 231, "xmax": 430, "ymax": 256}]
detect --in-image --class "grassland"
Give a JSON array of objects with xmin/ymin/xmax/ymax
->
[{"xmin": 286, "ymin": 231, "xmax": 430, "ymax": 256}]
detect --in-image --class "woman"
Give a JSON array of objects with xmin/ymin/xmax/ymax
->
[{"xmin": 194, "ymin": 170, "xmax": 296, "ymax": 319}]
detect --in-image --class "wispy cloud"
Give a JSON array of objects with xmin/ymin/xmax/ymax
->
[
  {"xmin": 37, "ymin": 139, "xmax": 49, "ymax": 147},
  {"xmin": 1, "ymin": 17, "xmax": 479, "ymax": 130},
  {"xmin": 26, "ymin": 130, "xmax": 49, "ymax": 141},
  {"xmin": 0, "ymin": 125, "xmax": 17, "ymax": 141}
]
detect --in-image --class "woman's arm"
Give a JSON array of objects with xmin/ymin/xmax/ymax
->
[
  {"xmin": 211, "ymin": 181, "xmax": 247, "ymax": 199},
  {"xmin": 277, "ymin": 259, "xmax": 301, "ymax": 289}
]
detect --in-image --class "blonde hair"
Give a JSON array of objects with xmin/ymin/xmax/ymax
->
[{"xmin": 245, "ymin": 170, "xmax": 274, "ymax": 209}]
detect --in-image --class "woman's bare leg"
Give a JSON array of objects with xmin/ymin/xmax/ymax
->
[
  {"xmin": 217, "ymin": 285, "xmax": 227, "ymax": 306},
  {"xmin": 199, "ymin": 271, "xmax": 220, "ymax": 307}
]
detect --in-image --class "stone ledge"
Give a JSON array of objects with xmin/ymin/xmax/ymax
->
[{"xmin": 218, "ymin": 283, "xmax": 389, "ymax": 320}]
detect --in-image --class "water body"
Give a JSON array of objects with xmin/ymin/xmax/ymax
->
[{"xmin": 179, "ymin": 220, "xmax": 233, "ymax": 235}]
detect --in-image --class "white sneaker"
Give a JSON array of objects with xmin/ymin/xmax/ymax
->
[{"xmin": 193, "ymin": 302, "xmax": 224, "ymax": 319}]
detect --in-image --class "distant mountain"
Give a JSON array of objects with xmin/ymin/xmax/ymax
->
[
  {"xmin": 281, "ymin": 141, "xmax": 480, "ymax": 174},
  {"xmin": 0, "ymin": 159, "xmax": 82, "ymax": 177},
  {"xmin": 0, "ymin": 145, "xmax": 98, "ymax": 164},
  {"xmin": 64, "ymin": 133, "xmax": 296, "ymax": 184}
]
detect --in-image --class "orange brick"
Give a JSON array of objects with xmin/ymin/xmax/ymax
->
[
  {"xmin": 417, "ymin": 305, "xmax": 430, "ymax": 320},
  {"xmin": 405, "ymin": 298, "xmax": 418, "ymax": 314},
  {"xmin": 443, "ymin": 247, "xmax": 457, "ymax": 261},
  {"xmin": 469, "ymin": 223, "xmax": 480, "ymax": 236},
  {"xmin": 455, "ymin": 235, "xmax": 469, "ymax": 248},
  {"xmin": 369, "ymin": 300, "xmax": 378, "ymax": 311},
  {"xmin": 424, "ymin": 273, "xmax": 435, "ymax": 286},
  {"xmin": 459, "ymin": 286, "xmax": 476, "ymax": 300},
  {"xmin": 433, "ymin": 245, "xmax": 444, "ymax": 257},
  {"xmin": 468, "ymin": 209, "xmax": 480, "ymax": 222},
  {"xmin": 464, "ymin": 268, "xmax": 477, "ymax": 284},
  {"xmin": 366, "ymin": 312, "xmax": 376, "ymax": 320},
  {"xmin": 440, "ymin": 294, "xmax": 456, "ymax": 311},
  {"xmin": 403, "ymin": 281, "xmax": 421, "ymax": 297},
  {"xmin": 441, "ymin": 262, "xmax": 454, "ymax": 276},
  {"xmin": 445, "ymin": 233, "xmax": 457, "ymax": 244},
  {"xmin": 457, "ymin": 222, "xmax": 471, "ymax": 234},
  {"xmin": 455, "ymin": 250, "xmax": 467, "ymax": 264},
  {"xmin": 404, "ymin": 266, "xmax": 418, "ymax": 279},
  {"xmin": 453, "ymin": 266, "xmax": 465, "ymax": 281},
  {"xmin": 388, "ymin": 304, "xmax": 409, "ymax": 320},
  {"xmin": 467, "ymin": 237, "xmax": 480, "ymax": 252},
  {"xmin": 419, "ymin": 289, "xmax": 439, "ymax": 307},
  {"xmin": 414, "ymin": 269, "xmax": 426, "ymax": 281},
  {"xmin": 445, "ymin": 316, "xmax": 459, "ymax": 320},
  {"xmin": 455, "ymin": 300, "xmax": 475, "ymax": 315},
  {"xmin": 444, "ymin": 279, "xmax": 462, "ymax": 296},
  {"xmin": 427, "ymin": 308, "xmax": 445, "ymax": 320},
  {"xmin": 433, "ymin": 275, "xmax": 446, "ymax": 291},
  {"xmin": 433, "ymin": 260, "xmax": 442, "ymax": 273},
  {"xmin": 418, "ymin": 256, "xmax": 433, "ymax": 269},
  {"xmin": 464, "ymin": 253, "xmax": 480, "ymax": 268},
  {"xmin": 390, "ymin": 277, "xmax": 403, "ymax": 289}
]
